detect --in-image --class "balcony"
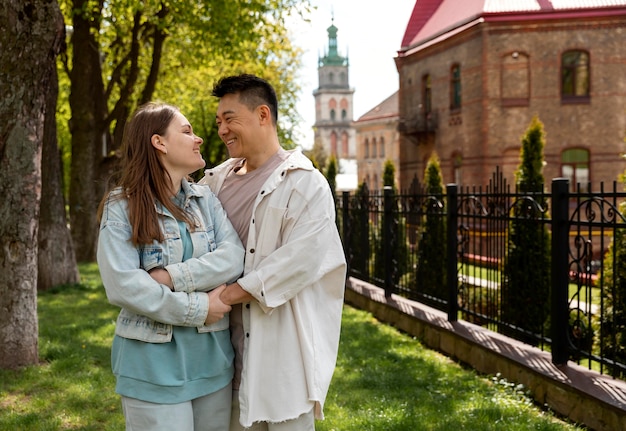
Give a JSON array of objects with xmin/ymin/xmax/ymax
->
[{"xmin": 397, "ymin": 111, "xmax": 438, "ymax": 134}]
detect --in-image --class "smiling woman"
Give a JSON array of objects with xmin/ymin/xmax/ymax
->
[{"xmin": 95, "ymin": 102, "xmax": 245, "ymax": 431}]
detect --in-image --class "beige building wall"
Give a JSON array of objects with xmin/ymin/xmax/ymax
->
[{"xmin": 353, "ymin": 92, "xmax": 401, "ymax": 190}]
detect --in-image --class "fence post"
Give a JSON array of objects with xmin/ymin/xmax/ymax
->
[
  {"xmin": 447, "ymin": 184, "xmax": 458, "ymax": 322},
  {"xmin": 551, "ymin": 178, "xmax": 570, "ymax": 365},
  {"xmin": 383, "ymin": 186, "xmax": 394, "ymax": 298},
  {"xmin": 342, "ymin": 191, "xmax": 351, "ymax": 278}
]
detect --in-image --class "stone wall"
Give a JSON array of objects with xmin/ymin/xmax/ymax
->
[{"xmin": 345, "ymin": 277, "xmax": 626, "ymax": 431}]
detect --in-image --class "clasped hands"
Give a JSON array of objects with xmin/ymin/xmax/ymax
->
[{"xmin": 148, "ymin": 268, "xmax": 231, "ymax": 325}]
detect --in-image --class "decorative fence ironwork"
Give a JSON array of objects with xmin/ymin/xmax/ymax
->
[{"xmin": 338, "ymin": 169, "xmax": 626, "ymax": 379}]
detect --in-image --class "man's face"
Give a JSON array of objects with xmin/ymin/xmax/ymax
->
[{"xmin": 215, "ymin": 93, "xmax": 262, "ymax": 159}]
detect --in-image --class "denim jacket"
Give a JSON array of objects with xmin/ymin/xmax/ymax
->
[{"xmin": 97, "ymin": 179, "xmax": 244, "ymax": 343}]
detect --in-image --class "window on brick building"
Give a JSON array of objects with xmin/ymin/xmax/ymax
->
[
  {"xmin": 450, "ymin": 64, "xmax": 461, "ymax": 111},
  {"xmin": 372, "ymin": 138, "xmax": 377, "ymax": 158},
  {"xmin": 561, "ymin": 50, "xmax": 590, "ymax": 103},
  {"xmin": 379, "ymin": 137, "xmax": 385, "ymax": 158},
  {"xmin": 561, "ymin": 148, "xmax": 589, "ymax": 192},
  {"xmin": 364, "ymin": 138, "xmax": 369, "ymax": 158}
]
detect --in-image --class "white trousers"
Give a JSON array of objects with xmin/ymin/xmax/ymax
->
[
  {"xmin": 121, "ymin": 383, "xmax": 232, "ymax": 431},
  {"xmin": 230, "ymin": 390, "xmax": 315, "ymax": 431}
]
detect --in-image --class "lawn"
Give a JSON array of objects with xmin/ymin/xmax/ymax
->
[{"xmin": 0, "ymin": 263, "xmax": 587, "ymax": 430}]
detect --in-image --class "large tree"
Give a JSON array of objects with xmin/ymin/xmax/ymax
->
[
  {"xmin": 0, "ymin": 0, "xmax": 65, "ymax": 368},
  {"xmin": 39, "ymin": 44, "xmax": 80, "ymax": 291},
  {"xmin": 59, "ymin": 0, "xmax": 307, "ymax": 261}
]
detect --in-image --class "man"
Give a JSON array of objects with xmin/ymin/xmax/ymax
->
[{"xmin": 199, "ymin": 74, "xmax": 347, "ymax": 430}]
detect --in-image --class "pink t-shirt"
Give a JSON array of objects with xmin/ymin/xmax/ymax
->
[{"xmin": 217, "ymin": 148, "xmax": 289, "ymax": 389}]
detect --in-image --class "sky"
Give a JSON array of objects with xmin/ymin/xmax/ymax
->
[{"xmin": 287, "ymin": 0, "xmax": 417, "ymax": 149}]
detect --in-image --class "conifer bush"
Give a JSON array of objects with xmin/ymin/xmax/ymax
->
[
  {"xmin": 374, "ymin": 160, "xmax": 408, "ymax": 286},
  {"xmin": 501, "ymin": 116, "xmax": 551, "ymax": 343},
  {"xmin": 415, "ymin": 153, "xmax": 447, "ymax": 303},
  {"xmin": 599, "ymin": 204, "xmax": 626, "ymax": 377}
]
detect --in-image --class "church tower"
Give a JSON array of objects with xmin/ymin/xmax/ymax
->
[{"xmin": 313, "ymin": 18, "xmax": 356, "ymax": 163}]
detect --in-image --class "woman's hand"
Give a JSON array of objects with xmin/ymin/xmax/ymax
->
[{"xmin": 206, "ymin": 284, "xmax": 231, "ymax": 324}]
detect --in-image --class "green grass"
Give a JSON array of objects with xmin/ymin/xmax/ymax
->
[
  {"xmin": 0, "ymin": 263, "xmax": 586, "ymax": 430},
  {"xmin": 462, "ymin": 263, "xmax": 601, "ymax": 306}
]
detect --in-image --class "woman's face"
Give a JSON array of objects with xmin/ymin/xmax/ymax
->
[{"xmin": 157, "ymin": 111, "xmax": 205, "ymax": 176}]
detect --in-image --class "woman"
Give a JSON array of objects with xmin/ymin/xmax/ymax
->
[{"xmin": 97, "ymin": 102, "xmax": 244, "ymax": 430}]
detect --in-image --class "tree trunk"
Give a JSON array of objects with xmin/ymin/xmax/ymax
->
[
  {"xmin": 0, "ymin": 0, "xmax": 65, "ymax": 369},
  {"xmin": 68, "ymin": 0, "xmax": 109, "ymax": 262},
  {"xmin": 38, "ymin": 58, "xmax": 80, "ymax": 291}
]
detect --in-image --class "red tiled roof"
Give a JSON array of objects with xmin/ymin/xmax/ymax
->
[
  {"xmin": 356, "ymin": 91, "xmax": 399, "ymax": 122},
  {"xmin": 401, "ymin": 0, "xmax": 445, "ymax": 48},
  {"xmin": 401, "ymin": 0, "xmax": 626, "ymax": 51}
]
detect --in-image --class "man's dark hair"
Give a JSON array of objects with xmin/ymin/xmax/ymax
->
[{"xmin": 212, "ymin": 74, "xmax": 278, "ymax": 125}]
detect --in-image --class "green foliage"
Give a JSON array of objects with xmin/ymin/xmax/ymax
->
[
  {"xmin": 374, "ymin": 161, "xmax": 409, "ymax": 286},
  {"xmin": 382, "ymin": 159, "xmax": 396, "ymax": 189},
  {"xmin": 415, "ymin": 153, "xmax": 447, "ymax": 302},
  {"xmin": 325, "ymin": 154, "xmax": 338, "ymax": 197},
  {"xmin": 56, "ymin": 0, "xmax": 309, "ymax": 171},
  {"xmin": 599, "ymin": 202, "xmax": 626, "ymax": 377},
  {"xmin": 304, "ymin": 140, "xmax": 328, "ymax": 172},
  {"xmin": 515, "ymin": 116, "xmax": 546, "ymax": 192},
  {"xmin": 348, "ymin": 182, "xmax": 371, "ymax": 279},
  {"xmin": 502, "ymin": 116, "xmax": 551, "ymax": 343}
]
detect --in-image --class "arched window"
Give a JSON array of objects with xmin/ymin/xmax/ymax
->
[
  {"xmin": 330, "ymin": 109, "xmax": 336, "ymax": 121},
  {"xmin": 561, "ymin": 148, "xmax": 590, "ymax": 191},
  {"xmin": 371, "ymin": 138, "xmax": 377, "ymax": 158},
  {"xmin": 379, "ymin": 137, "xmax": 385, "ymax": 158},
  {"xmin": 501, "ymin": 51, "xmax": 530, "ymax": 106},
  {"xmin": 561, "ymin": 50, "xmax": 590, "ymax": 102},
  {"xmin": 341, "ymin": 132, "xmax": 349, "ymax": 157},
  {"xmin": 330, "ymin": 131, "xmax": 338, "ymax": 156},
  {"xmin": 450, "ymin": 64, "xmax": 461, "ymax": 111},
  {"xmin": 364, "ymin": 138, "xmax": 369, "ymax": 158},
  {"xmin": 341, "ymin": 109, "xmax": 347, "ymax": 120}
]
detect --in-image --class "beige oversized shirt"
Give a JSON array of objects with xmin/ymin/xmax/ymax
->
[{"xmin": 200, "ymin": 150, "xmax": 346, "ymax": 427}]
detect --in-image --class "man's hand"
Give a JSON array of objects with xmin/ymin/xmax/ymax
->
[
  {"xmin": 148, "ymin": 268, "xmax": 174, "ymax": 290},
  {"xmin": 220, "ymin": 282, "xmax": 254, "ymax": 305},
  {"xmin": 206, "ymin": 284, "xmax": 232, "ymax": 325}
]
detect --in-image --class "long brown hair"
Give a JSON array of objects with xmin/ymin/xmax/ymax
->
[{"xmin": 98, "ymin": 102, "xmax": 196, "ymax": 245}]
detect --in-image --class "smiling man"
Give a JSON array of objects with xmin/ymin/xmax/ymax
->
[{"xmin": 199, "ymin": 74, "xmax": 347, "ymax": 431}]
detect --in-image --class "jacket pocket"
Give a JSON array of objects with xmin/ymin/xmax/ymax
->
[{"xmin": 139, "ymin": 246, "xmax": 164, "ymax": 272}]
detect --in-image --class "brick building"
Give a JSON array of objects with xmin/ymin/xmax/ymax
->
[{"xmin": 395, "ymin": 0, "xmax": 626, "ymax": 190}]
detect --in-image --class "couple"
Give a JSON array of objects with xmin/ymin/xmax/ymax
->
[{"xmin": 96, "ymin": 74, "xmax": 347, "ymax": 431}]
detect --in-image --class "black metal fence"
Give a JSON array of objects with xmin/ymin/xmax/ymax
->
[{"xmin": 337, "ymin": 168, "xmax": 626, "ymax": 379}]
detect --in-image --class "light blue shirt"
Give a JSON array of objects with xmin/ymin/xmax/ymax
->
[
  {"xmin": 98, "ymin": 182, "xmax": 243, "ymax": 403},
  {"xmin": 112, "ymin": 219, "xmax": 234, "ymax": 403}
]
